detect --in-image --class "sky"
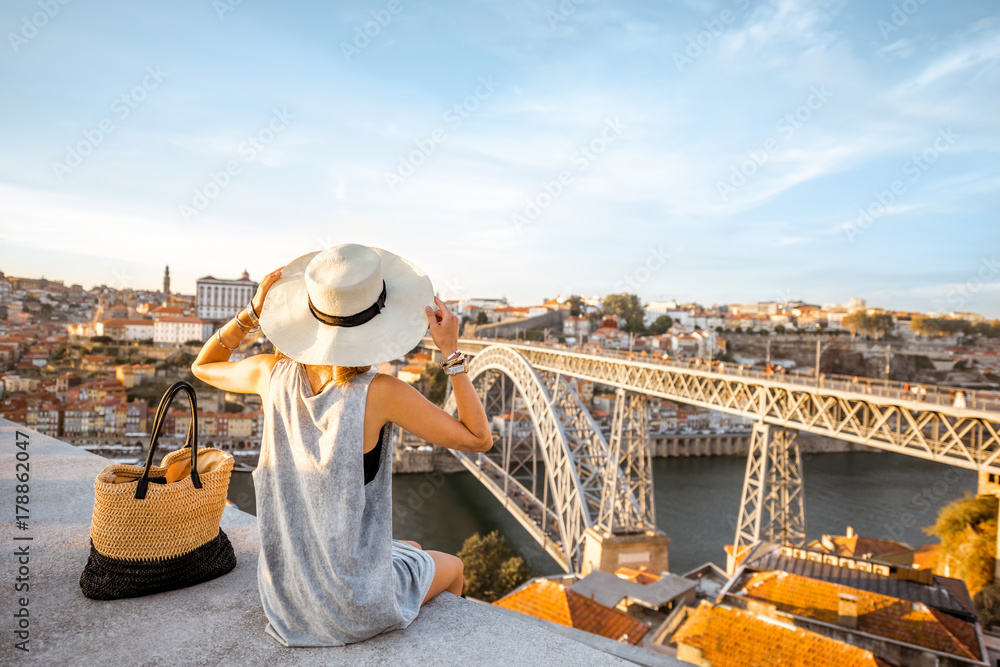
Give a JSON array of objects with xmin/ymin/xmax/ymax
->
[{"xmin": 0, "ymin": 0, "xmax": 998, "ymax": 316}]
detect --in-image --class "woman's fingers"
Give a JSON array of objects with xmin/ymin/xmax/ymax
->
[{"xmin": 251, "ymin": 266, "xmax": 285, "ymax": 315}]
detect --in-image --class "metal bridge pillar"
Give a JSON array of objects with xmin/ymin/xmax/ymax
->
[
  {"xmin": 599, "ymin": 389, "xmax": 656, "ymax": 532},
  {"xmin": 729, "ymin": 421, "xmax": 806, "ymax": 573},
  {"xmin": 582, "ymin": 389, "xmax": 669, "ymax": 576}
]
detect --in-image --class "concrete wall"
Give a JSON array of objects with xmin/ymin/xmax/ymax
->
[
  {"xmin": 649, "ymin": 432, "xmax": 866, "ymax": 458},
  {"xmin": 393, "ymin": 447, "xmax": 467, "ymax": 474},
  {"xmin": 0, "ymin": 418, "xmax": 632, "ymax": 666},
  {"xmin": 469, "ymin": 310, "xmax": 565, "ymax": 339}
]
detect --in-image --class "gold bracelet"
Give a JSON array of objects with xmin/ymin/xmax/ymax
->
[
  {"xmin": 234, "ymin": 312, "xmax": 259, "ymax": 334},
  {"xmin": 235, "ymin": 308, "xmax": 260, "ymax": 330},
  {"xmin": 215, "ymin": 328, "xmax": 238, "ymax": 351}
]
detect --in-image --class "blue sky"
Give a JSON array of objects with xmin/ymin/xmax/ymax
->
[{"xmin": 1, "ymin": 0, "xmax": 997, "ymax": 315}]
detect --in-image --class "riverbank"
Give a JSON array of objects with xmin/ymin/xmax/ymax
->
[{"xmin": 227, "ymin": 448, "xmax": 977, "ymax": 577}]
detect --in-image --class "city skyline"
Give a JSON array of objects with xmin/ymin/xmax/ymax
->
[
  {"xmin": 1, "ymin": 1, "xmax": 998, "ymax": 316},
  {"xmin": 5, "ymin": 263, "xmax": 994, "ymax": 319}
]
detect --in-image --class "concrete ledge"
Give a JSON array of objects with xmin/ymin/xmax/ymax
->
[
  {"xmin": 484, "ymin": 600, "xmax": 685, "ymax": 666},
  {"xmin": 0, "ymin": 419, "xmax": 627, "ymax": 665}
]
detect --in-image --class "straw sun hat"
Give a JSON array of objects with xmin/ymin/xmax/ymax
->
[{"xmin": 257, "ymin": 243, "xmax": 434, "ymax": 367}]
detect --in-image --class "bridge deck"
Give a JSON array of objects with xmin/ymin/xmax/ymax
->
[{"xmin": 424, "ymin": 338, "xmax": 1000, "ymax": 473}]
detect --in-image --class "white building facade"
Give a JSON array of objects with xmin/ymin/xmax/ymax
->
[
  {"xmin": 196, "ymin": 270, "xmax": 258, "ymax": 323},
  {"xmin": 153, "ymin": 317, "xmax": 214, "ymax": 345},
  {"xmin": 96, "ymin": 319, "xmax": 155, "ymax": 342}
]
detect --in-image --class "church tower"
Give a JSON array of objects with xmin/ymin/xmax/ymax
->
[{"xmin": 163, "ymin": 265, "xmax": 171, "ymax": 295}]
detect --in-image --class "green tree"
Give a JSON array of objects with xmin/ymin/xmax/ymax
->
[
  {"xmin": 647, "ymin": 315, "xmax": 673, "ymax": 335},
  {"xmin": 842, "ymin": 312, "xmax": 869, "ymax": 340},
  {"xmin": 477, "ymin": 311, "xmax": 489, "ymax": 325},
  {"xmin": 90, "ymin": 335, "xmax": 113, "ymax": 343},
  {"xmin": 910, "ymin": 316, "xmax": 978, "ymax": 338},
  {"xmin": 567, "ymin": 295, "xmax": 584, "ymax": 317},
  {"xmin": 223, "ymin": 401, "xmax": 243, "ymax": 413},
  {"xmin": 426, "ymin": 365, "xmax": 448, "ymax": 405},
  {"xmin": 602, "ymin": 293, "xmax": 644, "ymax": 333},
  {"xmin": 925, "ymin": 493, "xmax": 997, "ymax": 601},
  {"xmin": 457, "ymin": 530, "xmax": 531, "ymax": 602},
  {"xmin": 871, "ymin": 313, "xmax": 895, "ymax": 338},
  {"xmin": 841, "ymin": 312, "xmax": 893, "ymax": 340}
]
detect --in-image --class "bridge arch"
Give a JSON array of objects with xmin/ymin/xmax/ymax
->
[{"xmin": 443, "ymin": 345, "xmax": 650, "ymax": 571}]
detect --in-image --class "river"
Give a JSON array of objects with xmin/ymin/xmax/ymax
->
[{"xmin": 227, "ymin": 451, "xmax": 977, "ymax": 576}]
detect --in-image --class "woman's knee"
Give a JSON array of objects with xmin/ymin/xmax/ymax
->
[
  {"xmin": 428, "ymin": 551, "xmax": 463, "ymax": 584},
  {"xmin": 401, "ymin": 539, "xmax": 421, "ymax": 550},
  {"xmin": 444, "ymin": 553, "xmax": 464, "ymax": 591}
]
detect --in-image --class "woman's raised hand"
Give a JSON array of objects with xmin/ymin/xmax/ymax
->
[
  {"xmin": 425, "ymin": 296, "xmax": 459, "ymax": 357},
  {"xmin": 250, "ymin": 266, "xmax": 285, "ymax": 317}
]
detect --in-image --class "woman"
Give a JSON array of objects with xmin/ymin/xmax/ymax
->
[{"xmin": 190, "ymin": 243, "xmax": 493, "ymax": 647}]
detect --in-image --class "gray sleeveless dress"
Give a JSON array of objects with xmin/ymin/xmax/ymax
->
[{"xmin": 252, "ymin": 357, "xmax": 436, "ymax": 647}]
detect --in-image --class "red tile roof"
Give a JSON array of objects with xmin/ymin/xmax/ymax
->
[
  {"xmin": 674, "ymin": 601, "xmax": 888, "ymax": 667},
  {"xmin": 735, "ymin": 570, "xmax": 980, "ymax": 660},
  {"xmin": 493, "ymin": 579, "xmax": 649, "ymax": 645},
  {"xmin": 912, "ymin": 544, "xmax": 938, "ymax": 571},
  {"xmin": 823, "ymin": 534, "xmax": 912, "ymax": 560},
  {"xmin": 614, "ymin": 566, "xmax": 662, "ymax": 585},
  {"xmin": 101, "ymin": 318, "xmax": 154, "ymax": 326},
  {"xmin": 155, "ymin": 316, "xmax": 210, "ymax": 323}
]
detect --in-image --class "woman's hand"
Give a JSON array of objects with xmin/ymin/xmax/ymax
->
[
  {"xmin": 425, "ymin": 296, "xmax": 459, "ymax": 357},
  {"xmin": 250, "ymin": 266, "xmax": 284, "ymax": 317}
]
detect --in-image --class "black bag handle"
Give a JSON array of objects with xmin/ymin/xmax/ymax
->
[{"xmin": 134, "ymin": 380, "xmax": 201, "ymax": 500}]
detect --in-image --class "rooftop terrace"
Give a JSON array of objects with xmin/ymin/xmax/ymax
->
[{"xmin": 0, "ymin": 418, "xmax": 648, "ymax": 666}]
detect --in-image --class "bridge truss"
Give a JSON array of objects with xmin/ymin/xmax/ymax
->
[
  {"xmin": 429, "ymin": 339, "xmax": 1000, "ymax": 573},
  {"xmin": 441, "ymin": 346, "xmax": 657, "ymax": 572},
  {"xmin": 446, "ymin": 340, "xmax": 1000, "ymax": 474}
]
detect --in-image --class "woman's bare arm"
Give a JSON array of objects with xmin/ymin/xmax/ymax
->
[
  {"xmin": 365, "ymin": 296, "xmax": 492, "ymax": 453},
  {"xmin": 190, "ymin": 267, "xmax": 284, "ymax": 397},
  {"xmin": 369, "ymin": 373, "xmax": 492, "ymax": 452}
]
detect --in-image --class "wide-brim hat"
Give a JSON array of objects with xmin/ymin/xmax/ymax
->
[{"xmin": 258, "ymin": 243, "xmax": 434, "ymax": 367}]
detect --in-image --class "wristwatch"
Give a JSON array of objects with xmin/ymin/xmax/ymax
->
[{"xmin": 443, "ymin": 362, "xmax": 467, "ymax": 376}]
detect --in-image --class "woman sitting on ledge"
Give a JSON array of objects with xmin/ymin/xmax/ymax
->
[{"xmin": 190, "ymin": 243, "xmax": 493, "ymax": 647}]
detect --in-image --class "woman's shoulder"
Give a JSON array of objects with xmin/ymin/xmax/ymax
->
[
  {"xmin": 253, "ymin": 354, "xmax": 289, "ymax": 396},
  {"xmin": 258, "ymin": 353, "xmax": 287, "ymax": 374}
]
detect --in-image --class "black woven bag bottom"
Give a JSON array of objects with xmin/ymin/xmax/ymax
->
[{"xmin": 79, "ymin": 528, "xmax": 237, "ymax": 600}]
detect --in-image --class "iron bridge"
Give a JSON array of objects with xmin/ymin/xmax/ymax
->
[{"xmin": 423, "ymin": 338, "xmax": 1000, "ymax": 572}]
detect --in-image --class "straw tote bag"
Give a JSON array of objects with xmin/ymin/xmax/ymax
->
[{"xmin": 80, "ymin": 380, "xmax": 237, "ymax": 600}]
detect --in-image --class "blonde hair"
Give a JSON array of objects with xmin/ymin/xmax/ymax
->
[{"xmin": 272, "ymin": 347, "xmax": 370, "ymax": 386}]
